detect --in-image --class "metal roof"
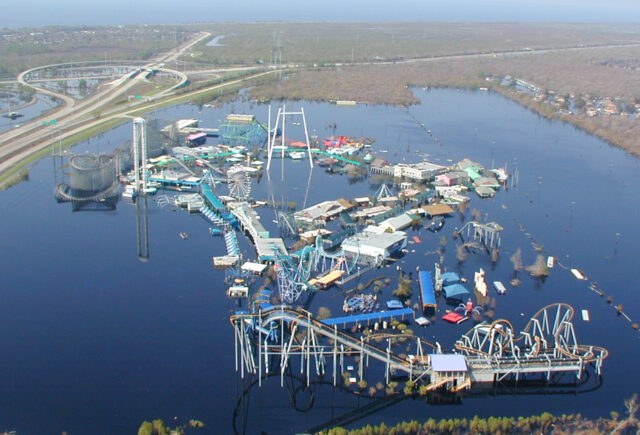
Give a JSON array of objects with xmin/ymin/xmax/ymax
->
[
  {"xmin": 419, "ymin": 270, "xmax": 437, "ymax": 307},
  {"xmin": 379, "ymin": 213, "xmax": 413, "ymax": 231},
  {"xmin": 443, "ymin": 283, "xmax": 470, "ymax": 300},
  {"xmin": 241, "ymin": 262, "xmax": 268, "ymax": 273},
  {"xmin": 423, "ymin": 203, "xmax": 455, "ymax": 216},
  {"xmin": 342, "ymin": 231, "xmax": 407, "ymax": 250},
  {"xmin": 430, "ymin": 354, "xmax": 468, "ymax": 372},
  {"xmin": 441, "ymin": 271, "xmax": 461, "ymax": 286},
  {"xmin": 386, "ymin": 300, "xmax": 404, "ymax": 309},
  {"xmin": 321, "ymin": 308, "xmax": 414, "ymax": 327}
]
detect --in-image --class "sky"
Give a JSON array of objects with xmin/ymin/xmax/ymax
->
[{"xmin": 3, "ymin": 0, "xmax": 640, "ymax": 28}]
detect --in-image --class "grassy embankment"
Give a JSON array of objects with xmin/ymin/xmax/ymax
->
[{"xmin": 0, "ymin": 69, "xmax": 277, "ymax": 189}]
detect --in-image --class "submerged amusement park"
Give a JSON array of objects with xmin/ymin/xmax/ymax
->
[{"xmin": 2, "ymin": 87, "xmax": 640, "ymax": 434}]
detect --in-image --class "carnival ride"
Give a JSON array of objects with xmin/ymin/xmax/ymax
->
[
  {"xmin": 454, "ymin": 298, "xmax": 484, "ymax": 317},
  {"xmin": 273, "ymin": 235, "xmax": 361, "ymax": 304},
  {"xmin": 227, "ymin": 165, "xmax": 252, "ymax": 201},
  {"xmin": 231, "ymin": 302, "xmax": 608, "ymax": 392}
]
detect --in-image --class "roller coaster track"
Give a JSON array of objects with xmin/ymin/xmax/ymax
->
[
  {"xmin": 454, "ymin": 303, "xmax": 608, "ymax": 376},
  {"xmin": 231, "ymin": 307, "xmax": 430, "ymax": 381},
  {"xmin": 232, "ymin": 303, "xmax": 608, "ymax": 390},
  {"xmin": 54, "ymin": 180, "xmax": 119, "ymax": 202}
]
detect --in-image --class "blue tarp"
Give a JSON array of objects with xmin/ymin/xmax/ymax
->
[
  {"xmin": 419, "ymin": 270, "xmax": 437, "ymax": 308},
  {"xmin": 441, "ymin": 271, "xmax": 461, "ymax": 286},
  {"xmin": 321, "ymin": 308, "xmax": 414, "ymax": 328},
  {"xmin": 443, "ymin": 283, "xmax": 470, "ymax": 300}
]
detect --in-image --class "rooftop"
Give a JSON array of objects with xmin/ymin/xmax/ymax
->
[
  {"xmin": 430, "ymin": 354, "xmax": 468, "ymax": 372},
  {"xmin": 423, "ymin": 203, "xmax": 455, "ymax": 216},
  {"xmin": 343, "ymin": 231, "xmax": 407, "ymax": 250}
]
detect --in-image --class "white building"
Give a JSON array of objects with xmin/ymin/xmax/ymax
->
[
  {"xmin": 341, "ymin": 231, "xmax": 408, "ymax": 263},
  {"xmin": 393, "ymin": 161, "xmax": 447, "ymax": 181},
  {"xmin": 378, "ymin": 213, "xmax": 413, "ymax": 233}
]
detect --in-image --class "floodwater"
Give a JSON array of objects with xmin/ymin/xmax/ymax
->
[
  {"xmin": 0, "ymin": 94, "xmax": 60, "ymax": 133},
  {"xmin": 206, "ymin": 34, "xmax": 235, "ymax": 47},
  {"xmin": 1, "ymin": 88, "xmax": 639, "ymax": 434}
]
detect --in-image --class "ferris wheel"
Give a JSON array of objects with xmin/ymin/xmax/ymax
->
[{"xmin": 227, "ymin": 165, "xmax": 251, "ymax": 200}]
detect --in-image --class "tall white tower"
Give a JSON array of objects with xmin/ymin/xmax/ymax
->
[
  {"xmin": 132, "ymin": 117, "xmax": 148, "ymax": 194},
  {"xmin": 266, "ymin": 105, "xmax": 313, "ymax": 171}
]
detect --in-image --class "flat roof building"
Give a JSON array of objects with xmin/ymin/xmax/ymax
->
[
  {"xmin": 341, "ymin": 231, "xmax": 407, "ymax": 264},
  {"xmin": 393, "ymin": 161, "xmax": 447, "ymax": 181}
]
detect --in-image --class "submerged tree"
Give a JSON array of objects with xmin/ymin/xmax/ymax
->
[
  {"xmin": 510, "ymin": 247, "xmax": 523, "ymax": 272},
  {"xmin": 316, "ymin": 306, "xmax": 332, "ymax": 320},
  {"xmin": 471, "ymin": 208, "xmax": 483, "ymax": 221},
  {"xmin": 526, "ymin": 254, "xmax": 549, "ymax": 277}
]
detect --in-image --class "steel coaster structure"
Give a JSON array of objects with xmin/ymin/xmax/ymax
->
[
  {"xmin": 218, "ymin": 114, "xmax": 268, "ymax": 146},
  {"xmin": 458, "ymin": 220, "xmax": 503, "ymax": 251},
  {"xmin": 54, "ymin": 180, "xmax": 120, "ymax": 202},
  {"xmin": 455, "ymin": 303, "xmax": 608, "ymax": 382},
  {"xmin": 230, "ymin": 306, "xmax": 438, "ymax": 388},
  {"xmin": 231, "ymin": 303, "xmax": 608, "ymax": 392},
  {"xmin": 274, "ymin": 236, "xmax": 361, "ymax": 303},
  {"xmin": 272, "ymin": 245, "xmax": 304, "ymax": 304}
]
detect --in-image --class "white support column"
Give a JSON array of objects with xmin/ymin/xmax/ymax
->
[
  {"xmin": 281, "ymin": 104, "xmax": 286, "ymax": 160},
  {"xmin": 301, "ymin": 107, "xmax": 314, "ymax": 168},
  {"xmin": 266, "ymin": 107, "xmax": 282, "ymax": 172},
  {"xmin": 132, "ymin": 117, "xmax": 147, "ymax": 194},
  {"xmin": 133, "ymin": 120, "xmax": 140, "ymax": 192}
]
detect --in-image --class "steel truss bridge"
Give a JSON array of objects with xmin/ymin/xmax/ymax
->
[{"xmin": 231, "ymin": 303, "xmax": 607, "ymax": 392}]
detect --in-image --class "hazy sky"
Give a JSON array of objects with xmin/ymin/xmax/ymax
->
[{"xmin": 4, "ymin": 0, "xmax": 640, "ymax": 28}]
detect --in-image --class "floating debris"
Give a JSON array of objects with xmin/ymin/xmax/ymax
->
[
  {"xmin": 547, "ymin": 256, "xmax": 555, "ymax": 268},
  {"xmin": 179, "ymin": 232, "xmax": 189, "ymax": 239},
  {"xmin": 571, "ymin": 268, "xmax": 587, "ymax": 280},
  {"xmin": 415, "ymin": 316, "xmax": 431, "ymax": 327}
]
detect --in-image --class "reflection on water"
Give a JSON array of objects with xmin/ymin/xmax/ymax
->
[
  {"xmin": 233, "ymin": 370, "xmax": 603, "ymax": 435},
  {"xmin": 0, "ymin": 88, "xmax": 637, "ymax": 433},
  {"xmin": 136, "ymin": 197, "xmax": 150, "ymax": 261}
]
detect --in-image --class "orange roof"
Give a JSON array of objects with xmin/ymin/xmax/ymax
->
[{"xmin": 423, "ymin": 203, "xmax": 455, "ymax": 216}]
